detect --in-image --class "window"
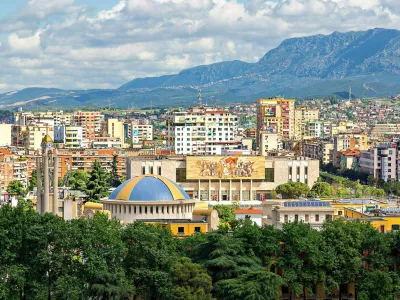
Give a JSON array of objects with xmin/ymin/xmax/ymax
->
[
  {"xmin": 265, "ymin": 168, "xmax": 274, "ymax": 182},
  {"xmin": 315, "ymin": 214, "xmax": 320, "ymax": 222},
  {"xmin": 305, "ymin": 166, "xmax": 308, "ymax": 175},
  {"xmin": 150, "ymin": 166, "xmax": 154, "ymax": 174},
  {"xmin": 142, "ymin": 166, "xmax": 146, "ymax": 175},
  {"xmin": 158, "ymin": 166, "xmax": 162, "ymax": 175},
  {"xmin": 338, "ymin": 210, "xmax": 343, "ymax": 216},
  {"xmin": 294, "ymin": 214, "xmax": 299, "ymax": 222},
  {"xmin": 150, "ymin": 207, "xmax": 153, "ymax": 214},
  {"xmin": 195, "ymin": 227, "xmax": 201, "ymax": 233},
  {"xmin": 284, "ymin": 215, "xmax": 288, "ymax": 222},
  {"xmin": 326, "ymin": 214, "xmax": 332, "ymax": 222},
  {"xmin": 156, "ymin": 207, "xmax": 158, "ymax": 214},
  {"xmin": 380, "ymin": 225, "xmax": 385, "ymax": 233},
  {"xmin": 392, "ymin": 224, "xmax": 400, "ymax": 231},
  {"xmin": 305, "ymin": 214, "xmax": 309, "ymax": 222},
  {"xmin": 145, "ymin": 207, "xmax": 148, "ymax": 214},
  {"xmin": 178, "ymin": 227, "xmax": 185, "ymax": 234},
  {"xmin": 297, "ymin": 166, "xmax": 300, "ymax": 175},
  {"xmin": 289, "ymin": 166, "xmax": 292, "ymax": 174}
]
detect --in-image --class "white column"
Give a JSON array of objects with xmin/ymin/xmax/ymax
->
[
  {"xmin": 250, "ymin": 179, "xmax": 253, "ymax": 201},
  {"xmin": 53, "ymin": 154, "xmax": 59, "ymax": 215},
  {"xmin": 219, "ymin": 179, "xmax": 222, "ymax": 201},
  {"xmin": 43, "ymin": 151, "xmax": 49, "ymax": 213},
  {"xmin": 229, "ymin": 179, "xmax": 232, "ymax": 201},
  {"xmin": 240, "ymin": 179, "xmax": 243, "ymax": 201}
]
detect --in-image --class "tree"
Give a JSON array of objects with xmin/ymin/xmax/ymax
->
[
  {"xmin": 357, "ymin": 270, "xmax": 397, "ymax": 300},
  {"xmin": 213, "ymin": 205, "xmax": 235, "ymax": 229},
  {"xmin": 367, "ymin": 175, "xmax": 377, "ymax": 187},
  {"xmin": 322, "ymin": 220, "xmax": 364, "ymax": 300},
  {"xmin": 170, "ymin": 257, "xmax": 214, "ymax": 300},
  {"xmin": 310, "ymin": 182, "xmax": 333, "ymax": 198},
  {"xmin": 122, "ymin": 222, "xmax": 177, "ymax": 299},
  {"xmin": 276, "ymin": 182, "xmax": 310, "ymax": 199},
  {"xmin": 277, "ymin": 222, "xmax": 325, "ymax": 300},
  {"xmin": 215, "ymin": 270, "xmax": 284, "ymax": 300},
  {"xmin": 6, "ymin": 180, "xmax": 27, "ymax": 198},
  {"xmin": 28, "ymin": 169, "xmax": 37, "ymax": 192},
  {"xmin": 85, "ymin": 160, "xmax": 111, "ymax": 201},
  {"xmin": 109, "ymin": 155, "xmax": 122, "ymax": 187},
  {"xmin": 66, "ymin": 170, "xmax": 90, "ymax": 191}
]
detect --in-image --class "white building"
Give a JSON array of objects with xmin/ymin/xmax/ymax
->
[
  {"xmin": 0, "ymin": 124, "xmax": 12, "ymax": 146},
  {"xmin": 262, "ymin": 200, "xmax": 335, "ymax": 230},
  {"xmin": 131, "ymin": 124, "xmax": 153, "ymax": 144},
  {"xmin": 54, "ymin": 125, "xmax": 84, "ymax": 148},
  {"xmin": 259, "ymin": 132, "xmax": 282, "ymax": 156},
  {"xmin": 166, "ymin": 107, "xmax": 238, "ymax": 155}
]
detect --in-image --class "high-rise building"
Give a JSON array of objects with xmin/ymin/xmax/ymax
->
[
  {"xmin": 73, "ymin": 111, "xmax": 104, "ymax": 140},
  {"xmin": 166, "ymin": 107, "xmax": 238, "ymax": 155},
  {"xmin": 257, "ymin": 98, "xmax": 296, "ymax": 142},
  {"xmin": 294, "ymin": 106, "xmax": 319, "ymax": 139}
]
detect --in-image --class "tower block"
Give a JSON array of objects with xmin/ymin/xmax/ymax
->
[{"xmin": 36, "ymin": 134, "xmax": 59, "ymax": 215}]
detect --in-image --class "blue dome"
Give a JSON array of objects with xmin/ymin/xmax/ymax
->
[{"xmin": 108, "ymin": 175, "xmax": 190, "ymax": 201}]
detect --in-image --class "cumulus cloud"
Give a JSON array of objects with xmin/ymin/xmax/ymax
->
[{"xmin": 0, "ymin": 0, "xmax": 400, "ymax": 92}]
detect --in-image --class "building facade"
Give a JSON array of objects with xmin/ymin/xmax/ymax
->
[
  {"xmin": 166, "ymin": 107, "xmax": 238, "ymax": 155},
  {"xmin": 257, "ymin": 98, "xmax": 296, "ymax": 140},
  {"xmin": 127, "ymin": 155, "xmax": 319, "ymax": 201}
]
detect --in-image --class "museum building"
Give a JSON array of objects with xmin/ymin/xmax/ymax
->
[{"xmin": 126, "ymin": 155, "xmax": 319, "ymax": 201}]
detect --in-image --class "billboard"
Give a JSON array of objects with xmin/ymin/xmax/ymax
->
[{"xmin": 186, "ymin": 156, "xmax": 265, "ymax": 180}]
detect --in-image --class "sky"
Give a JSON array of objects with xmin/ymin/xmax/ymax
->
[{"xmin": 0, "ymin": 0, "xmax": 400, "ymax": 93}]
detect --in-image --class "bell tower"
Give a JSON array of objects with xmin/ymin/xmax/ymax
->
[{"xmin": 36, "ymin": 134, "xmax": 59, "ymax": 215}]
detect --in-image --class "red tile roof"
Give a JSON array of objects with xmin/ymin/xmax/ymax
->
[{"xmin": 235, "ymin": 208, "xmax": 262, "ymax": 214}]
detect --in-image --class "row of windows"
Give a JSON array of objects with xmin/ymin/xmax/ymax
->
[
  {"xmin": 284, "ymin": 214, "xmax": 332, "ymax": 223},
  {"xmin": 142, "ymin": 166, "xmax": 162, "ymax": 175},
  {"xmin": 177, "ymin": 226, "xmax": 201, "ymax": 234},
  {"xmin": 107, "ymin": 204, "xmax": 191, "ymax": 215}
]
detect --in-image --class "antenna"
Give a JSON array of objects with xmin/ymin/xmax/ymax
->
[
  {"xmin": 349, "ymin": 86, "xmax": 352, "ymax": 102},
  {"xmin": 198, "ymin": 88, "xmax": 202, "ymax": 108}
]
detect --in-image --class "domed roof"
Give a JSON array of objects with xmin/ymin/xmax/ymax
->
[
  {"xmin": 42, "ymin": 134, "xmax": 53, "ymax": 143},
  {"xmin": 108, "ymin": 175, "xmax": 190, "ymax": 201}
]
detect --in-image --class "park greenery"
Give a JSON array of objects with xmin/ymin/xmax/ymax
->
[
  {"xmin": 274, "ymin": 173, "xmax": 387, "ymax": 200},
  {"xmin": 1, "ymin": 202, "xmax": 400, "ymax": 300}
]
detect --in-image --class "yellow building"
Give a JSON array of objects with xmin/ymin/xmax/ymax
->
[
  {"xmin": 257, "ymin": 97, "xmax": 296, "ymax": 140},
  {"xmin": 103, "ymin": 118, "xmax": 125, "ymax": 143},
  {"xmin": 294, "ymin": 106, "xmax": 319, "ymax": 139},
  {"xmin": 343, "ymin": 206, "xmax": 400, "ymax": 233}
]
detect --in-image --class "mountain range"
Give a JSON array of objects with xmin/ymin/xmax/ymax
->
[{"xmin": 1, "ymin": 28, "xmax": 400, "ymax": 109}]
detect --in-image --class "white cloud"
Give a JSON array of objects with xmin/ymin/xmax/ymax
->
[{"xmin": 0, "ymin": 0, "xmax": 400, "ymax": 93}]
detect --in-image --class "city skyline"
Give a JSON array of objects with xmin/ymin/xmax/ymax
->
[{"xmin": 1, "ymin": 0, "xmax": 400, "ymax": 93}]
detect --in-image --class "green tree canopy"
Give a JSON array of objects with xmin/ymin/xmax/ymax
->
[
  {"xmin": 65, "ymin": 170, "xmax": 90, "ymax": 191},
  {"xmin": 170, "ymin": 257, "xmax": 214, "ymax": 300},
  {"xmin": 85, "ymin": 160, "xmax": 111, "ymax": 201},
  {"xmin": 276, "ymin": 182, "xmax": 310, "ymax": 199},
  {"xmin": 6, "ymin": 180, "xmax": 27, "ymax": 198}
]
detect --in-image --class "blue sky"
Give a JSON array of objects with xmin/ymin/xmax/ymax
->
[
  {"xmin": 0, "ymin": 0, "xmax": 121, "ymax": 18},
  {"xmin": 0, "ymin": 0, "xmax": 398, "ymax": 93}
]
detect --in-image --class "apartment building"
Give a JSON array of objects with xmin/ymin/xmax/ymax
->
[
  {"xmin": 57, "ymin": 148, "xmax": 126, "ymax": 179},
  {"xmin": 257, "ymin": 98, "xmax": 296, "ymax": 140},
  {"xmin": 302, "ymin": 141, "xmax": 334, "ymax": 164},
  {"xmin": 332, "ymin": 133, "xmax": 368, "ymax": 167},
  {"xmin": 259, "ymin": 132, "xmax": 282, "ymax": 156},
  {"xmin": 166, "ymin": 107, "xmax": 238, "ymax": 155},
  {"xmin": 54, "ymin": 125, "xmax": 84, "ymax": 148},
  {"xmin": 0, "ymin": 124, "xmax": 12, "ymax": 146},
  {"xmin": 370, "ymin": 123, "xmax": 400, "ymax": 138},
  {"xmin": 73, "ymin": 111, "xmax": 104, "ymax": 140},
  {"xmin": 14, "ymin": 111, "xmax": 72, "ymax": 126},
  {"xmin": 294, "ymin": 106, "xmax": 319, "ymax": 139},
  {"xmin": 0, "ymin": 149, "xmax": 29, "ymax": 191},
  {"xmin": 131, "ymin": 123, "xmax": 153, "ymax": 144},
  {"xmin": 359, "ymin": 143, "xmax": 398, "ymax": 182}
]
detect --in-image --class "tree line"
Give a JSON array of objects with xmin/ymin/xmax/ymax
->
[{"xmin": 1, "ymin": 202, "xmax": 400, "ymax": 300}]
